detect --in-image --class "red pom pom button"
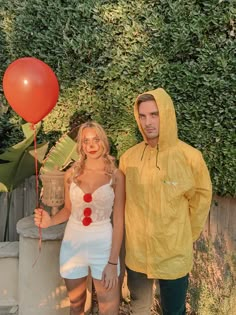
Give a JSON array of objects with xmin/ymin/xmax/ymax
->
[
  {"xmin": 83, "ymin": 193, "xmax": 92, "ymax": 203},
  {"xmin": 83, "ymin": 207, "xmax": 92, "ymax": 217},
  {"xmin": 82, "ymin": 217, "xmax": 92, "ymax": 226}
]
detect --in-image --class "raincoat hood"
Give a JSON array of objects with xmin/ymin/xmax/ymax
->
[{"xmin": 134, "ymin": 88, "xmax": 178, "ymax": 150}]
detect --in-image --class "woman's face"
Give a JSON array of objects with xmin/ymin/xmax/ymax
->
[{"xmin": 81, "ymin": 127, "xmax": 104, "ymax": 159}]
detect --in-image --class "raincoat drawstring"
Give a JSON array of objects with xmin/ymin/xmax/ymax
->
[
  {"xmin": 141, "ymin": 143, "xmax": 160, "ymax": 170},
  {"xmin": 140, "ymin": 143, "xmax": 148, "ymax": 161}
]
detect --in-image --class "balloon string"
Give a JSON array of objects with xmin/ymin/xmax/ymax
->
[
  {"xmin": 33, "ymin": 124, "xmax": 39, "ymax": 208},
  {"xmin": 31, "ymin": 123, "xmax": 42, "ymax": 267}
]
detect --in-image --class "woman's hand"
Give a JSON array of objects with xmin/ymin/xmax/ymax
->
[
  {"xmin": 34, "ymin": 208, "xmax": 52, "ymax": 228},
  {"xmin": 101, "ymin": 263, "xmax": 119, "ymax": 290}
]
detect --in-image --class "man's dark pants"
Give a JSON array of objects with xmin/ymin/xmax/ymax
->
[{"xmin": 127, "ymin": 267, "xmax": 189, "ymax": 315}]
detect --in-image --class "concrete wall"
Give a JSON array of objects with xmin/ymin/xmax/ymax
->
[
  {"xmin": 0, "ymin": 242, "xmax": 19, "ymax": 307},
  {"xmin": 0, "ymin": 217, "xmax": 92, "ymax": 315}
]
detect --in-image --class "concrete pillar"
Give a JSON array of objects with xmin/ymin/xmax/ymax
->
[
  {"xmin": 0, "ymin": 242, "xmax": 19, "ymax": 309},
  {"xmin": 17, "ymin": 216, "xmax": 91, "ymax": 315}
]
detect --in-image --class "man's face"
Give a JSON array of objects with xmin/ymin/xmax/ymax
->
[{"xmin": 138, "ymin": 100, "xmax": 160, "ymax": 141}]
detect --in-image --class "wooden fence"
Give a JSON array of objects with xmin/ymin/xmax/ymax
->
[
  {"xmin": 204, "ymin": 194, "xmax": 236, "ymax": 251},
  {"xmin": 0, "ymin": 176, "xmax": 236, "ymax": 250},
  {"xmin": 0, "ymin": 176, "xmax": 36, "ymax": 241}
]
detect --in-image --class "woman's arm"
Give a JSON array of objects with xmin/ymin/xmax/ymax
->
[
  {"xmin": 102, "ymin": 169, "xmax": 125, "ymax": 289},
  {"xmin": 34, "ymin": 168, "xmax": 72, "ymax": 228},
  {"xmin": 108, "ymin": 169, "xmax": 125, "ymax": 264}
]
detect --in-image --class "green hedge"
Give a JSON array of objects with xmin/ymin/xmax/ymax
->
[{"xmin": 0, "ymin": 0, "xmax": 235, "ymax": 196}]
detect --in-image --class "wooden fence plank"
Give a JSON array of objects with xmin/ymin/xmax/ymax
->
[
  {"xmin": 23, "ymin": 176, "xmax": 37, "ymax": 217},
  {"xmin": 8, "ymin": 181, "xmax": 25, "ymax": 241},
  {"xmin": 0, "ymin": 193, "xmax": 8, "ymax": 240}
]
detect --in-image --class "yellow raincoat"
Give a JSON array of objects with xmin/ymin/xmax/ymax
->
[{"xmin": 119, "ymin": 88, "xmax": 212, "ymax": 279}]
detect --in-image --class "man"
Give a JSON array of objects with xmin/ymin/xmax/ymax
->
[{"xmin": 119, "ymin": 88, "xmax": 212, "ymax": 315}]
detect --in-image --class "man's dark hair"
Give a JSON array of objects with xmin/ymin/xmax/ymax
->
[{"xmin": 137, "ymin": 94, "xmax": 156, "ymax": 107}]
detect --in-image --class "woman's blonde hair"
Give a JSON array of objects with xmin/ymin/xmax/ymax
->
[{"xmin": 71, "ymin": 121, "xmax": 116, "ymax": 183}]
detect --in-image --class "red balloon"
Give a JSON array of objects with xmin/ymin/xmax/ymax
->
[{"xmin": 3, "ymin": 57, "xmax": 59, "ymax": 124}]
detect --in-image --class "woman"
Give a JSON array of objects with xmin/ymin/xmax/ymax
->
[{"xmin": 34, "ymin": 121, "xmax": 125, "ymax": 315}]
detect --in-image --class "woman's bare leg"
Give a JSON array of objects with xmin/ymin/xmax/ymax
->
[
  {"xmin": 64, "ymin": 277, "xmax": 87, "ymax": 315},
  {"xmin": 93, "ymin": 278, "xmax": 120, "ymax": 315}
]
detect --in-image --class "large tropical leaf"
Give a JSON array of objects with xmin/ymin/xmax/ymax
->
[
  {"xmin": 41, "ymin": 132, "xmax": 79, "ymax": 173},
  {"xmin": 0, "ymin": 123, "xmax": 48, "ymax": 192}
]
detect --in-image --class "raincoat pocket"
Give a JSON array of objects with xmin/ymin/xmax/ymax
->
[
  {"xmin": 162, "ymin": 180, "xmax": 183, "ymax": 201},
  {"xmin": 161, "ymin": 180, "xmax": 187, "ymax": 220}
]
